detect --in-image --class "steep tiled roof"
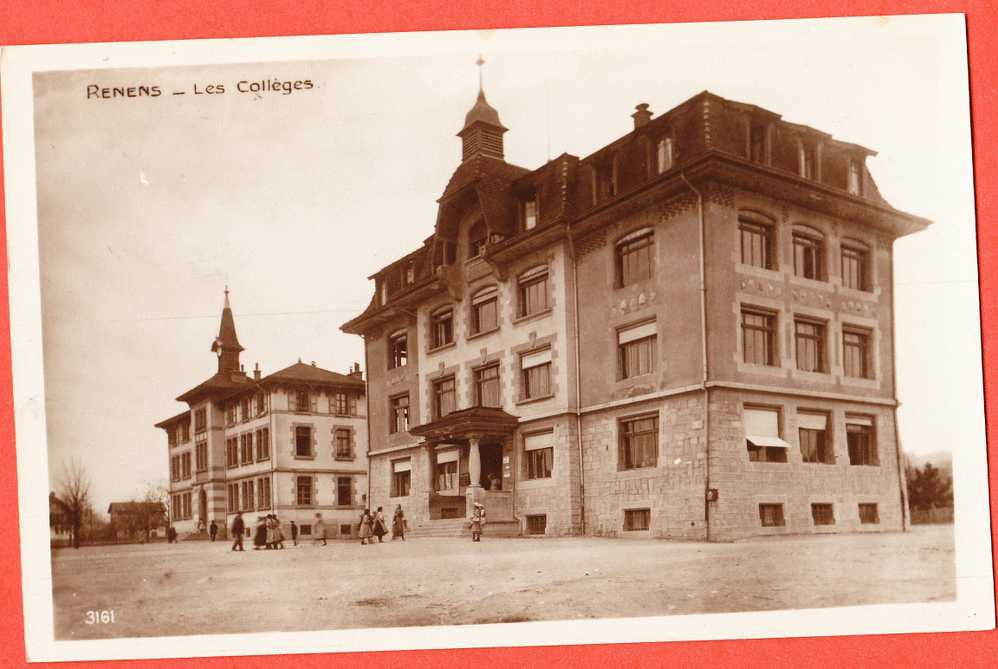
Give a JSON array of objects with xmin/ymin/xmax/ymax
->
[
  {"xmin": 175, "ymin": 371, "xmax": 252, "ymax": 403},
  {"xmin": 261, "ymin": 361, "xmax": 364, "ymax": 389}
]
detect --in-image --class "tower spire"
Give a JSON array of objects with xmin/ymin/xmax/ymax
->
[
  {"xmin": 212, "ymin": 286, "xmax": 244, "ymax": 374},
  {"xmin": 476, "ymin": 54, "xmax": 485, "ymax": 95},
  {"xmin": 458, "ymin": 55, "xmax": 507, "ymax": 162}
]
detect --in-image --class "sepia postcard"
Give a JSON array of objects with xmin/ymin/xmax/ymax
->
[{"xmin": 1, "ymin": 13, "xmax": 993, "ymax": 663}]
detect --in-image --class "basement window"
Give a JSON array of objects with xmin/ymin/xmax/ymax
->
[
  {"xmin": 759, "ymin": 504, "xmax": 785, "ymax": 527},
  {"xmin": 526, "ymin": 515, "xmax": 547, "ymax": 535},
  {"xmin": 624, "ymin": 508, "xmax": 651, "ymax": 531},
  {"xmin": 858, "ymin": 503, "xmax": 880, "ymax": 524},
  {"xmin": 811, "ymin": 503, "xmax": 835, "ymax": 526}
]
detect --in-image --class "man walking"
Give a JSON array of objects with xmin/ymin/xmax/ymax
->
[
  {"xmin": 290, "ymin": 520, "xmax": 299, "ymax": 547},
  {"xmin": 208, "ymin": 520, "xmax": 218, "ymax": 542},
  {"xmin": 231, "ymin": 512, "xmax": 245, "ymax": 552}
]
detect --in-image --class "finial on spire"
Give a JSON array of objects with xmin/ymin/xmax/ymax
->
[
  {"xmin": 223, "ymin": 285, "xmax": 230, "ymax": 309},
  {"xmin": 476, "ymin": 54, "xmax": 486, "ymax": 95}
]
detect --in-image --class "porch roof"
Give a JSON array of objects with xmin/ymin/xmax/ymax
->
[{"xmin": 409, "ymin": 406, "xmax": 519, "ymax": 441}]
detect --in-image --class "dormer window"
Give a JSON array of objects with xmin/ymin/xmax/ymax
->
[
  {"xmin": 405, "ymin": 264, "xmax": 415, "ymax": 285},
  {"xmin": 798, "ymin": 139, "xmax": 818, "ymax": 180},
  {"xmin": 847, "ymin": 159, "xmax": 862, "ymax": 195},
  {"xmin": 749, "ymin": 121, "xmax": 769, "ymax": 163},
  {"xmin": 592, "ymin": 157, "xmax": 617, "ymax": 204},
  {"xmin": 380, "ymin": 282, "xmax": 388, "ymax": 306},
  {"xmin": 522, "ymin": 197, "xmax": 538, "ymax": 231},
  {"xmin": 468, "ymin": 221, "xmax": 487, "ymax": 259},
  {"xmin": 655, "ymin": 136, "xmax": 674, "ymax": 174}
]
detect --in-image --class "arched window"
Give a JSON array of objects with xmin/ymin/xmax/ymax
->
[
  {"xmin": 468, "ymin": 221, "xmax": 487, "ymax": 259},
  {"xmin": 738, "ymin": 212, "xmax": 776, "ymax": 270},
  {"xmin": 615, "ymin": 228, "xmax": 654, "ymax": 287},
  {"xmin": 430, "ymin": 305, "xmax": 454, "ymax": 349},
  {"xmin": 517, "ymin": 265, "xmax": 549, "ymax": 317},
  {"xmin": 470, "ymin": 285, "xmax": 499, "ymax": 334},
  {"xmin": 792, "ymin": 225, "xmax": 825, "ymax": 281}
]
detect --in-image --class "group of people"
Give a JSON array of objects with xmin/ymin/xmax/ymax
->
[
  {"xmin": 357, "ymin": 505, "xmax": 406, "ymax": 544},
  {"xmin": 228, "ymin": 512, "xmax": 290, "ymax": 551}
]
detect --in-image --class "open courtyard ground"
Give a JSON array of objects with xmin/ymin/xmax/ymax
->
[{"xmin": 51, "ymin": 525, "xmax": 954, "ymax": 640}]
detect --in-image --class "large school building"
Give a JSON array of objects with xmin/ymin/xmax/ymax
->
[
  {"xmin": 344, "ymin": 84, "xmax": 930, "ymax": 541},
  {"xmin": 155, "ymin": 291, "xmax": 368, "ymax": 540}
]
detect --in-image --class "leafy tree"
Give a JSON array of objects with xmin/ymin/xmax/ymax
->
[{"xmin": 907, "ymin": 462, "xmax": 953, "ymax": 511}]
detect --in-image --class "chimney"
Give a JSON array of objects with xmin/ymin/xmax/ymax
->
[
  {"xmin": 253, "ymin": 362, "xmax": 261, "ymax": 381},
  {"xmin": 349, "ymin": 362, "xmax": 363, "ymax": 380},
  {"xmin": 311, "ymin": 361, "xmax": 316, "ymax": 367},
  {"xmin": 631, "ymin": 103, "xmax": 652, "ymax": 129}
]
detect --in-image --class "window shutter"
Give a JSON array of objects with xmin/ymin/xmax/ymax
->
[
  {"xmin": 310, "ymin": 393, "xmax": 318, "ymax": 413},
  {"xmin": 290, "ymin": 426, "xmax": 296, "ymax": 456},
  {"xmin": 313, "ymin": 429, "xmax": 318, "ymax": 457}
]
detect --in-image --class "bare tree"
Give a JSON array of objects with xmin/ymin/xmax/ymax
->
[{"xmin": 56, "ymin": 458, "xmax": 91, "ymax": 549}]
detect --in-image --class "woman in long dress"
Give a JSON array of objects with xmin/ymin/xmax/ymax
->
[
  {"xmin": 265, "ymin": 514, "xmax": 277, "ymax": 549},
  {"xmin": 373, "ymin": 506, "xmax": 388, "ymax": 543},
  {"xmin": 358, "ymin": 510, "xmax": 373, "ymax": 545},
  {"xmin": 253, "ymin": 516, "xmax": 267, "ymax": 549},
  {"xmin": 391, "ymin": 505, "xmax": 406, "ymax": 541}
]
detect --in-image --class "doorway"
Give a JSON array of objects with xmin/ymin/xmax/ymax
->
[{"xmin": 480, "ymin": 441, "xmax": 504, "ymax": 490}]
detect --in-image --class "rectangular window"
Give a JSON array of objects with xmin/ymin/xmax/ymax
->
[
  {"xmin": 624, "ymin": 508, "xmax": 651, "ymax": 531},
  {"xmin": 194, "ymin": 408, "xmax": 207, "ymax": 433},
  {"xmin": 742, "ymin": 308, "xmax": 777, "ymax": 366},
  {"xmin": 170, "ymin": 455, "xmax": 179, "ymax": 481},
  {"xmin": 296, "ymin": 476, "xmax": 313, "ymax": 506},
  {"xmin": 168, "ymin": 427, "xmax": 177, "ymax": 447},
  {"xmin": 226, "ymin": 438, "xmax": 238, "ymax": 468},
  {"xmin": 433, "ymin": 376, "xmax": 456, "ymax": 419},
  {"xmin": 436, "ymin": 452, "xmax": 458, "ymax": 491},
  {"xmin": 847, "ymin": 159, "xmax": 862, "ymax": 195},
  {"xmin": 240, "ymin": 434, "xmax": 253, "ymax": 464},
  {"xmin": 656, "ymin": 137, "xmax": 673, "ymax": 174},
  {"xmin": 846, "ymin": 417, "xmax": 878, "ymax": 465},
  {"xmin": 294, "ymin": 389, "xmax": 310, "ymax": 413},
  {"xmin": 240, "ymin": 397, "xmax": 250, "ymax": 422},
  {"xmin": 526, "ymin": 515, "xmax": 547, "ymax": 535},
  {"xmin": 471, "ymin": 287, "xmax": 499, "ymax": 334},
  {"xmin": 295, "ymin": 426, "xmax": 313, "ymax": 458},
  {"xmin": 183, "ymin": 492, "xmax": 192, "ymax": 519},
  {"xmin": 226, "ymin": 404, "xmax": 236, "ymax": 427},
  {"xmin": 388, "ymin": 331, "xmax": 408, "ymax": 369},
  {"xmin": 335, "ymin": 428, "xmax": 352, "ymax": 458},
  {"xmin": 300, "ymin": 525, "xmax": 312, "ymax": 536},
  {"xmin": 390, "ymin": 394, "xmax": 410, "ymax": 434},
  {"xmin": 241, "ymin": 481, "xmax": 254, "ymax": 511},
  {"xmin": 841, "ymin": 243, "xmax": 869, "ymax": 291},
  {"xmin": 619, "ymin": 415, "xmax": 658, "ymax": 470},
  {"xmin": 256, "ymin": 392, "xmax": 266, "ymax": 416},
  {"xmin": 337, "ymin": 476, "xmax": 353, "ymax": 506},
  {"xmin": 257, "ymin": 478, "xmax": 271, "ymax": 510},
  {"xmin": 739, "ymin": 219, "xmax": 774, "ymax": 269},
  {"xmin": 843, "ymin": 327, "xmax": 872, "ymax": 378},
  {"xmin": 517, "ymin": 266, "xmax": 549, "ymax": 317},
  {"xmin": 227, "ymin": 484, "xmax": 239, "ymax": 513},
  {"xmin": 520, "ymin": 348, "xmax": 552, "ymax": 400},
  {"xmin": 745, "ymin": 407, "xmax": 789, "ymax": 462},
  {"xmin": 331, "ymin": 392, "xmax": 350, "ymax": 415},
  {"xmin": 256, "ymin": 427, "xmax": 270, "ymax": 461},
  {"xmin": 391, "ymin": 460, "xmax": 411, "ymax": 497},
  {"xmin": 798, "ymin": 412, "xmax": 833, "ymax": 464},
  {"xmin": 759, "ymin": 503, "xmax": 786, "ymax": 527},
  {"xmin": 195, "ymin": 440, "xmax": 208, "ymax": 472},
  {"xmin": 794, "ymin": 318, "xmax": 826, "ymax": 372},
  {"xmin": 475, "ymin": 364, "xmax": 501, "ymax": 408},
  {"xmin": 339, "ymin": 524, "xmax": 352, "ymax": 536},
  {"xmin": 524, "ymin": 432, "xmax": 554, "ymax": 479},
  {"xmin": 618, "ymin": 321, "xmax": 657, "ymax": 379},
  {"xmin": 858, "ymin": 503, "xmax": 880, "ymax": 524},
  {"xmin": 811, "ymin": 503, "xmax": 835, "ymax": 526},
  {"xmin": 793, "ymin": 231, "xmax": 824, "ymax": 280},
  {"xmin": 431, "ymin": 308, "xmax": 454, "ymax": 348},
  {"xmin": 522, "ymin": 197, "xmax": 538, "ymax": 230},
  {"xmin": 616, "ymin": 230, "xmax": 654, "ymax": 287},
  {"xmin": 181, "ymin": 452, "xmax": 191, "ymax": 479}
]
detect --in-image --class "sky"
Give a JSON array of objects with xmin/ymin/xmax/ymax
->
[{"xmin": 31, "ymin": 15, "xmax": 979, "ymax": 514}]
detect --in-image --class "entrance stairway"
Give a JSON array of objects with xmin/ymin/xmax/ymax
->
[{"xmin": 406, "ymin": 518, "xmax": 521, "ymax": 539}]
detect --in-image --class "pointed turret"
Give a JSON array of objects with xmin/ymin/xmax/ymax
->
[
  {"xmin": 211, "ymin": 286, "xmax": 244, "ymax": 373},
  {"xmin": 457, "ymin": 56, "xmax": 507, "ymax": 162}
]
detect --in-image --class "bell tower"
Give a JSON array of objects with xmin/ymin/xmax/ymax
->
[
  {"xmin": 211, "ymin": 287, "xmax": 244, "ymax": 374},
  {"xmin": 457, "ymin": 56, "xmax": 507, "ymax": 162}
]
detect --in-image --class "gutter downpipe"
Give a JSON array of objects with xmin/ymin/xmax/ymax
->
[
  {"xmin": 568, "ymin": 228, "xmax": 586, "ymax": 536},
  {"xmin": 889, "ymin": 247, "xmax": 908, "ymax": 531},
  {"xmin": 681, "ymin": 172, "xmax": 710, "ymax": 542}
]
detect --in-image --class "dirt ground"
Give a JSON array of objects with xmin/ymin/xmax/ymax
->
[{"xmin": 51, "ymin": 524, "xmax": 954, "ymax": 640}]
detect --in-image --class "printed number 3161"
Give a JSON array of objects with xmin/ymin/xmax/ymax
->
[{"xmin": 85, "ymin": 610, "xmax": 116, "ymax": 625}]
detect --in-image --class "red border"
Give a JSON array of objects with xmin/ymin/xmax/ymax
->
[{"xmin": 1, "ymin": 2, "xmax": 994, "ymax": 667}]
